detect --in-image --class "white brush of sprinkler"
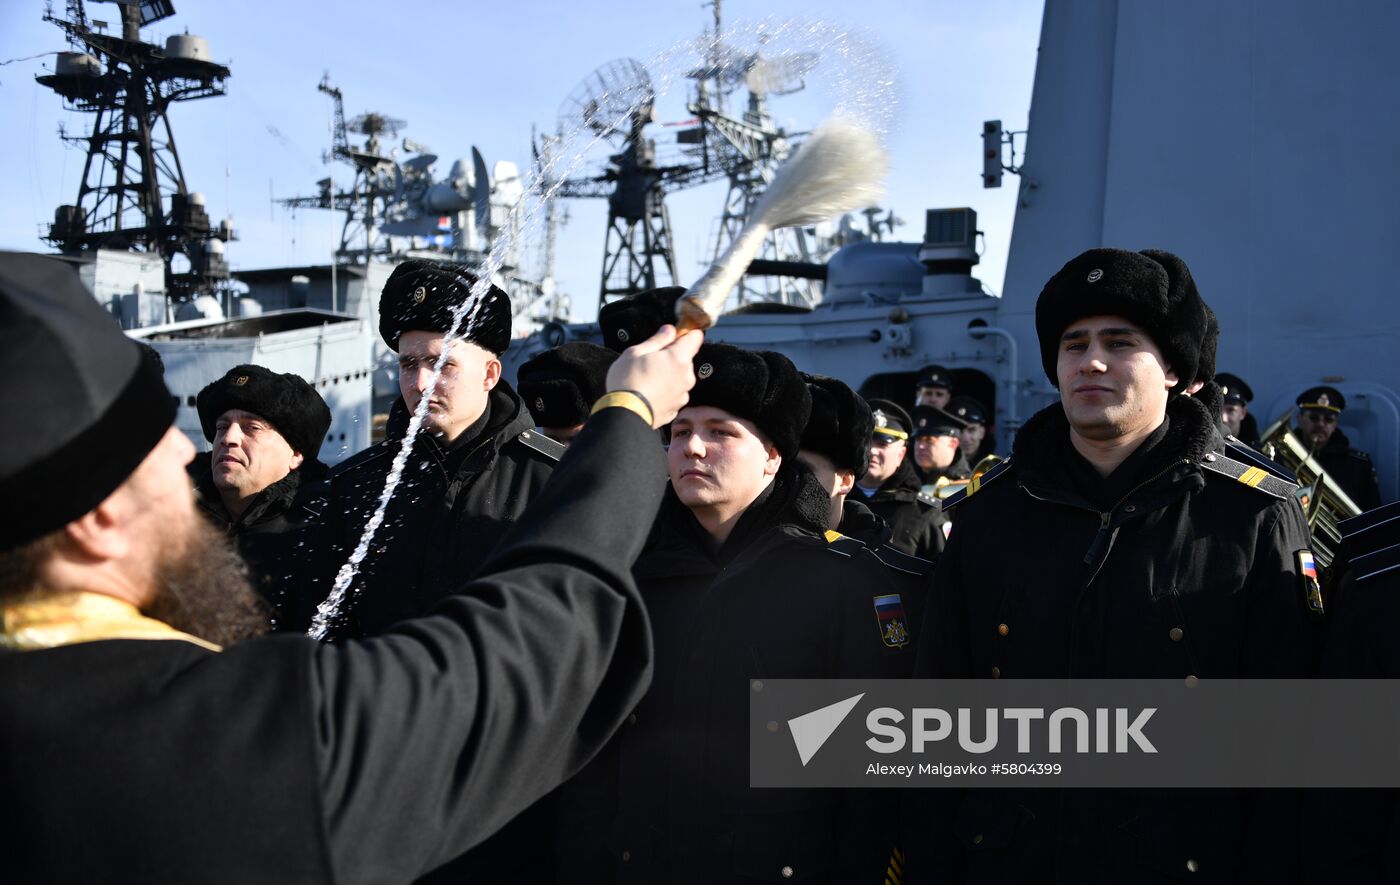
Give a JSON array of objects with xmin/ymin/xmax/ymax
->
[{"xmin": 676, "ymin": 115, "xmax": 889, "ymax": 331}]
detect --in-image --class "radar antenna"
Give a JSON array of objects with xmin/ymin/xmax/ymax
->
[
  {"xmin": 684, "ymin": 17, "xmax": 832, "ymax": 309},
  {"xmin": 36, "ymin": 0, "xmax": 236, "ymax": 307}
]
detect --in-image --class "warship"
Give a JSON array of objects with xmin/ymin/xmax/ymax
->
[
  {"xmin": 504, "ymin": 0, "xmax": 1400, "ymax": 514},
  {"xmin": 21, "ymin": 0, "xmax": 1400, "ymax": 508},
  {"xmin": 24, "ymin": 0, "xmax": 550, "ymax": 462}
]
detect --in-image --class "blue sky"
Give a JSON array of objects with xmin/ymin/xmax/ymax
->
[{"xmin": 0, "ymin": 0, "xmax": 1043, "ymax": 320}]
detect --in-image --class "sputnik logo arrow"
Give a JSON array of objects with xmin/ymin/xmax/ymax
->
[{"xmin": 787, "ymin": 693, "xmax": 865, "ymax": 766}]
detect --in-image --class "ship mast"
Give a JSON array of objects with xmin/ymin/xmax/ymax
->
[{"xmin": 37, "ymin": 0, "xmax": 234, "ymax": 306}]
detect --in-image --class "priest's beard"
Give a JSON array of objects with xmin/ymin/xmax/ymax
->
[{"xmin": 144, "ymin": 516, "xmax": 269, "ymax": 647}]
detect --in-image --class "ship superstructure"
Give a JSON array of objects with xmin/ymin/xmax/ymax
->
[{"xmin": 506, "ymin": 0, "xmax": 1400, "ymax": 506}]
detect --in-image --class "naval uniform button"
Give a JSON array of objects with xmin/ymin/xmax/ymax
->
[
  {"xmin": 1186, "ymin": 858, "xmax": 1199, "ymax": 873},
  {"xmin": 1124, "ymin": 504, "xmax": 1136, "ymax": 513},
  {"xmin": 626, "ymin": 713, "xmax": 638, "ymax": 726},
  {"xmin": 781, "ymin": 865, "xmax": 794, "ymax": 878},
  {"xmin": 973, "ymin": 834, "xmax": 984, "ymax": 845},
  {"xmin": 1185, "ymin": 675, "xmax": 1199, "ymax": 688},
  {"xmin": 997, "ymin": 623, "xmax": 1009, "ymax": 637},
  {"xmin": 1169, "ymin": 627, "xmax": 1184, "ymax": 642},
  {"xmin": 767, "ymin": 721, "xmax": 779, "ymax": 733},
  {"xmin": 990, "ymin": 666, "xmax": 1001, "ymax": 679},
  {"xmin": 751, "ymin": 679, "xmax": 764, "ymax": 693},
  {"xmin": 1204, "ymin": 454, "xmax": 1217, "ymax": 462},
  {"xmin": 621, "ymin": 850, "xmax": 631, "ymax": 863}
]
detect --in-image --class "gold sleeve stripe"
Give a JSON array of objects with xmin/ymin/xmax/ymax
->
[{"xmin": 590, "ymin": 391, "xmax": 653, "ymax": 427}]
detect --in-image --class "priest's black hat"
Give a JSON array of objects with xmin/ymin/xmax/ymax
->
[{"xmin": 0, "ymin": 252, "xmax": 176, "ymax": 550}]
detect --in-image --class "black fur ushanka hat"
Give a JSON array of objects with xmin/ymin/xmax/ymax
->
[
  {"xmin": 1036, "ymin": 248, "xmax": 1210, "ymax": 395},
  {"xmin": 685, "ymin": 343, "xmax": 811, "ymax": 460},
  {"xmin": 799, "ymin": 373, "xmax": 874, "ymax": 479}
]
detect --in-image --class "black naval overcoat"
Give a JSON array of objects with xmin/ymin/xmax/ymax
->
[
  {"xmin": 1313, "ymin": 427, "xmax": 1382, "ymax": 512},
  {"xmin": 858, "ymin": 457, "xmax": 947, "ymax": 560},
  {"xmin": 190, "ymin": 453, "xmax": 329, "ymax": 630},
  {"xmin": 309, "ymin": 380, "xmax": 560, "ymax": 638},
  {"xmin": 1304, "ymin": 500, "xmax": 1400, "ymax": 883},
  {"xmin": 906, "ymin": 395, "xmax": 1318, "ymax": 885},
  {"xmin": 557, "ymin": 464, "xmax": 917, "ymax": 885},
  {"xmin": 838, "ymin": 496, "xmax": 894, "ymax": 547},
  {"xmin": 0, "ymin": 408, "xmax": 663, "ymax": 885}
]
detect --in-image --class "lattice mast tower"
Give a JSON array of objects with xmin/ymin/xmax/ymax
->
[{"xmin": 38, "ymin": 0, "xmax": 234, "ymax": 303}]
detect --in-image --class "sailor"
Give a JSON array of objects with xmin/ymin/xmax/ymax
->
[
  {"xmin": 910, "ymin": 404, "xmax": 971, "ymax": 487},
  {"xmin": 852, "ymin": 399, "xmax": 948, "ymax": 559},
  {"xmin": 191, "ymin": 364, "xmax": 332, "ymax": 630},
  {"xmin": 598, "ymin": 285, "xmax": 685, "ymax": 353},
  {"xmin": 1306, "ymin": 500, "xmax": 1400, "ymax": 881},
  {"xmin": 913, "ymin": 363, "xmax": 954, "ymax": 409},
  {"xmin": 556, "ymin": 343, "xmax": 906, "ymax": 884},
  {"xmin": 1216, "ymin": 371, "xmax": 1260, "ymax": 447},
  {"xmin": 0, "ymin": 250, "xmax": 702, "ymax": 883},
  {"xmin": 311, "ymin": 260, "xmax": 581, "ymax": 882},
  {"xmin": 797, "ymin": 372, "xmax": 934, "ymax": 658},
  {"xmin": 907, "ymin": 248, "xmax": 1317, "ymax": 883},
  {"xmin": 1295, "ymin": 385, "xmax": 1382, "ymax": 511},
  {"xmin": 947, "ymin": 394, "xmax": 994, "ymax": 465},
  {"xmin": 797, "ymin": 372, "xmax": 884, "ymax": 541},
  {"xmin": 517, "ymin": 342, "xmax": 618, "ymax": 446},
  {"xmin": 310, "ymin": 259, "xmax": 564, "ymax": 639}
]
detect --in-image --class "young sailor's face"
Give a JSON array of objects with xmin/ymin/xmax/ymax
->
[
  {"xmin": 958, "ymin": 422, "xmax": 986, "ymax": 456},
  {"xmin": 668, "ymin": 407, "xmax": 779, "ymax": 514},
  {"xmin": 397, "ymin": 332, "xmax": 500, "ymax": 445},
  {"xmin": 1057, "ymin": 315, "xmax": 1177, "ymax": 442}
]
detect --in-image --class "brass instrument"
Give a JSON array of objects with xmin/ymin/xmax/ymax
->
[
  {"xmin": 1258, "ymin": 410, "xmax": 1362, "ymax": 567},
  {"xmin": 930, "ymin": 453, "xmax": 1005, "ymax": 501}
]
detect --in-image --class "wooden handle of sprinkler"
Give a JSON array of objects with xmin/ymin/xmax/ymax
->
[{"xmin": 674, "ymin": 222, "xmax": 774, "ymax": 333}]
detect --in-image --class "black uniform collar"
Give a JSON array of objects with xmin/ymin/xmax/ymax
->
[
  {"xmin": 874, "ymin": 456, "xmax": 924, "ymax": 502},
  {"xmin": 659, "ymin": 460, "xmax": 831, "ymax": 566},
  {"xmin": 1015, "ymin": 392, "xmax": 1221, "ymax": 510},
  {"xmin": 839, "ymin": 497, "xmax": 893, "ymax": 546},
  {"xmin": 190, "ymin": 453, "xmax": 325, "ymax": 529},
  {"xmin": 385, "ymin": 380, "xmax": 532, "ymax": 475},
  {"xmin": 1320, "ymin": 426, "xmax": 1354, "ymax": 455}
]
